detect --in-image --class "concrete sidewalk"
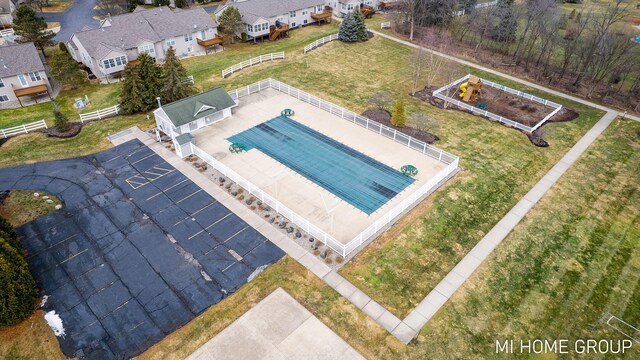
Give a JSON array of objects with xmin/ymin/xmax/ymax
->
[{"xmin": 186, "ymin": 288, "xmax": 365, "ymax": 360}]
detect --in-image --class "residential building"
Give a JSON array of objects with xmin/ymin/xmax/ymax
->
[
  {"xmin": 67, "ymin": 6, "xmax": 222, "ymax": 82},
  {"xmin": 0, "ymin": 0, "xmax": 15, "ymax": 28},
  {"xmin": 216, "ymin": 0, "xmax": 331, "ymax": 42},
  {"xmin": 154, "ymin": 86, "xmax": 237, "ymax": 156},
  {"xmin": 0, "ymin": 42, "xmax": 52, "ymax": 108}
]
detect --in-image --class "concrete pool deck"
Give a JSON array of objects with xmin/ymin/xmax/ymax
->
[
  {"xmin": 192, "ymin": 88, "xmax": 447, "ymax": 244},
  {"xmin": 185, "ymin": 288, "xmax": 365, "ymax": 360}
]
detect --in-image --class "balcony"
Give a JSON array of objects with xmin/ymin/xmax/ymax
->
[
  {"xmin": 13, "ymin": 84, "xmax": 51, "ymax": 107},
  {"xmin": 197, "ymin": 35, "xmax": 224, "ymax": 48}
]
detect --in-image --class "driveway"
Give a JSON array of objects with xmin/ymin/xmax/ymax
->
[{"xmin": 39, "ymin": 0, "xmax": 99, "ymax": 42}]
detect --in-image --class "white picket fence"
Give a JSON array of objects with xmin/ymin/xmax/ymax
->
[
  {"xmin": 303, "ymin": 33, "xmax": 339, "ymax": 54},
  {"xmin": 217, "ymin": 78, "xmax": 459, "ymax": 257},
  {"xmin": 1, "ymin": 119, "xmax": 47, "ymax": 138},
  {"xmin": 79, "ymin": 104, "xmax": 120, "ymax": 122},
  {"xmin": 221, "ymin": 52, "xmax": 285, "ymax": 78},
  {"xmin": 432, "ymin": 74, "xmax": 562, "ymax": 133}
]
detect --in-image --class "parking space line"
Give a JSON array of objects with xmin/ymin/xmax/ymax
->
[
  {"xmin": 173, "ymin": 203, "xmax": 217, "ymax": 226},
  {"xmin": 47, "ymin": 234, "xmax": 78, "ymax": 250},
  {"xmin": 104, "ymin": 154, "xmax": 123, "ymax": 163},
  {"xmin": 130, "ymin": 153, "xmax": 155, "ymax": 165},
  {"xmin": 159, "ymin": 178, "xmax": 189, "ymax": 193},
  {"xmin": 187, "ymin": 213, "xmax": 232, "ymax": 239},
  {"xmin": 221, "ymin": 226, "xmax": 249, "ymax": 244},
  {"xmin": 176, "ymin": 189, "xmax": 203, "ymax": 204},
  {"xmin": 59, "ymin": 248, "xmax": 88, "ymax": 265}
]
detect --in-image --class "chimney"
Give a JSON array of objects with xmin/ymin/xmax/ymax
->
[{"xmin": 156, "ymin": 97, "xmax": 162, "ymax": 108}]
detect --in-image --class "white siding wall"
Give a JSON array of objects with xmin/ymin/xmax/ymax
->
[{"xmin": 0, "ymin": 72, "xmax": 51, "ymax": 107}]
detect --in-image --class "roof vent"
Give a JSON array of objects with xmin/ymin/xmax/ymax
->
[{"xmin": 193, "ymin": 24, "xmax": 197, "ymax": 29}]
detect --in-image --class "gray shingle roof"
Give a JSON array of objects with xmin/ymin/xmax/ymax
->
[
  {"xmin": 220, "ymin": 0, "xmax": 325, "ymax": 24},
  {"xmin": 71, "ymin": 6, "xmax": 217, "ymax": 61},
  {"xmin": 0, "ymin": 43, "xmax": 45, "ymax": 78},
  {"xmin": 162, "ymin": 87, "xmax": 236, "ymax": 127}
]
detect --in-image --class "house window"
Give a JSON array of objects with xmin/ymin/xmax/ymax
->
[
  {"xmin": 292, "ymin": 22, "xmax": 296, "ymax": 27},
  {"xmin": 304, "ymin": 20, "xmax": 307, "ymax": 24},
  {"xmin": 0, "ymin": 78, "xmax": 4, "ymax": 88},
  {"xmin": 17, "ymin": 74, "xmax": 28, "ymax": 87},
  {"xmin": 140, "ymin": 44, "xmax": 155, "ymax": 55},
  {"xmin": 302, "ymin": 10, "xmax": 307, "ymax": 15},
  {"xmin": 0, "ymin": 95, "xmax": 8, "ymax": 102},
  {"xmin": 347, "ymin": 4, "xmax": 354, "ymax": 10},
  {"xmin": 184, "ymin": 33, "xmax": 193, "ymax": 41},
  {"xmin": 316, "ymin": 5, "xmax": 323, "ymax": 12},
  {"xmin": 114, "ymin": 55, "xmax": 127, "ymax": 66},
  {"xmin": 290, "ymin": 11, "xmax": 296, "ymax": 17},
  {"xmin": 261, "ymin": 22, "xmax": 268, "ymax": 31},
  {"xmin": 28, "ymin": 72, "xmax": 41, "ymax": 82},
  {"xmin": 189, "ymin": 121, "xmax": 197, "ymax": 131},
  {"xmin": 187, "ymin": 46, "xmax": 193, "ymax": 53},
  {"xmin": 200, "ymin": 30, "xmax": 206, "ymax": 39},
  {"xmin": 103, "ymin": 55, "xmax": 127, "ymax": 69},
  {"xmin": 166, "ymin": 38, "xmax": 175, "ymax": 47}
]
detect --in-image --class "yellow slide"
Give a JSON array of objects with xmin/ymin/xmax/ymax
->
[{"xmin": 459, "ymin": 82, "xmax": 469, "ymax": 98}]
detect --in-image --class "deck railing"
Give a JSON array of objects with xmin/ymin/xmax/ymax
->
[{"xmin": 221, "ymin": 52, "xmax": 285, "ymax": 78}]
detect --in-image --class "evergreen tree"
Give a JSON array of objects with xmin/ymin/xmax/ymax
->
[
  {"xmin": 161, "ymin": 47, "xmax": 193, "ymax": 104},
  {"xmin": 49, "ymin": 49, "xmax": 86, "ymax": 90},
  {"xmin": 352, "ymin": 8, "xmax": 368, "ymax": 41},
  {"xmin": 339, "ymin": 10, "xmax": 368, "ymax": 43},
  {"xmin": 52, "ymin": 103, "xmax": 70, "ymax": 132},
  {"xmin": 0, "ymin": 215, "xmax": 37, "ymax": 328},
  {"xmin": 119, "ymin": 65, "xmax": 146, "ymax": 114},
  {"xmin": 218, "ymin": 7, "xmax": 244, "ymax": 43},
  {"xmin": 136, "ymin": 53, "xmax": 163, "ymax": 111},
  {"xmin": 422, "ymin": 0, "xmax": 456, "ymax": 26},
  {"xmin": 13, "ymin": 5, "xmax": 55, "ymax": 58},
  {"xmin": 493, "ymin": 0, "xmax": 517, "ymax": 43},
  {"xmin": 391, "ymin": 98, "xmax": 406, "ymax": 127}
]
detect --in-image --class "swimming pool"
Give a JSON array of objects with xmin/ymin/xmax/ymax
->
[{"xmin": 227, "ymin": 116, "xmax": 414, "ymax": 214}]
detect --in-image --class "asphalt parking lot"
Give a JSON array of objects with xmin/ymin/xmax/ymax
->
[{"xmin": 0, "ymin": 140, "xmax": 284, "ymax": 359}]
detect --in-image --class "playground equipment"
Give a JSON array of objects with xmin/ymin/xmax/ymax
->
[
  {"xmin": 281, "ymin": 108, "xmax": 295, "ymax": 117},
  {"xmin": 229, "ymin": 143, "xmax": 247, "ymax": 153},
  {"xmin": 401, "ymin": 165, "xmax": 418, "ymax": 177},
  {"xmin": 361, "ymin": 5, "xmax": 374, "ymax": 18},
  {"xmin": 459, "ymin": 76, "xmax": 482, "ymax": 102},
  {"xmin": 270, "ymin": 21, "xmax": 290, "ymax": 41}
]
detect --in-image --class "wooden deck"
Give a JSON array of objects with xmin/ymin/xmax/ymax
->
[
  {"xmin": 361, "ymin": 5, "xmax": 374, "ymax": 18},
  {"xmin": 311, "ymin": 10, "xmax": 332, "ymax": 21},
  {"xmin": 197, "ymin": 36, "xmax": 224, "ymax": 48},
  {"xmin": 269, "ymin": 23, "xmax": 289, "ymax": 41}
]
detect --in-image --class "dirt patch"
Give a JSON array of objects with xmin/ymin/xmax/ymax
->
[
  {"xmin": 41, "ymin": 122, "xmax": 83, "ymax": 139},
  {"xmin": 362, "ymin": 108, "xmax": 439, "ymax": 144}
]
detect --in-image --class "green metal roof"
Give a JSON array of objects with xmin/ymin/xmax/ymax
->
[
  {"xmin": 175, "ymin": 133, "xmax": 193, "ymax": 145},
  {"xmin": 162, "ymin": 87, "xmax": 236, "ymax": 128}
]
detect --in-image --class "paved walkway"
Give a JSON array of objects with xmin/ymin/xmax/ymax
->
[
  {"xmin": 186, "ymin": 288, "xmax": 364, "ymax": 360},
  {"xmin": 369, "ymin": 30, "xmax": 640, "ymax": 123}
]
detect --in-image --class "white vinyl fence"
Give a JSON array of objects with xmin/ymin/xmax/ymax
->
[
  {"xmin": 1, "ymin": 119, "xmax": 47, "ymax": 138},
  {"xmin": 221, "ymin": 52, "xmax": 285, "ymax": 78},
  {"xmin": 214, "ymin": 78, "xmax": 459, "ymax": 257},
  {"xmin": 0, "ymin": 28, "xmax": 14, "ymax": 37},
  {"xmin": 79, "ymin": 104, "xmax": 120, "ymax": 122},
  {"xmin": 304, "ymin": 33, "xmax": 339, "ymax": 53},
  {"xmin": 432, "ymin": 74, "xmax": 562, "ymax": 133}
]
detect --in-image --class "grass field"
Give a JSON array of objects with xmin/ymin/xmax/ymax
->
[{"xmin": 0, "ymin": 190, "xmax": 61, "ymax": 227}]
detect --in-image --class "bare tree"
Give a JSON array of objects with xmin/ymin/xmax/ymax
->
[
  {"xmin": 411, "ymin": 112, "xmax": 440, "ymax": 134},
  {"xmin": 96, "ymin": 0, "xmax": 130, "ymax": 17}
]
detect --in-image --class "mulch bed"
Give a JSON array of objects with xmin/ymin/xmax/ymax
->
[
  {"xmin": 413, "ymin": 85, "xmax": 579, "ymax": 147},
  {"xmin": 41, "ymin": 122, "xmax": 83, "ymax": 138},
  {"xmin": 362, "ymin": 108, "xmax": 439, "ymax": 144}
]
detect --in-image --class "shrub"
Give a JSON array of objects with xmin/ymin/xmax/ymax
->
[
  {"xmin": 52, "ymin": 103, "xmax": 70, "ymax": 133},
  {"xmin": 391, "ymin": 98, "xmax": 406, "ymax": 127},
  {"xmin": 0, "ymin": 215, "xmax": 37, "ymax": 328}
]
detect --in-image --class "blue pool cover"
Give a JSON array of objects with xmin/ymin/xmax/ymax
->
[{"xmin": 228, "ymin": 116, "xmax": 414, "ymax": 214}]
